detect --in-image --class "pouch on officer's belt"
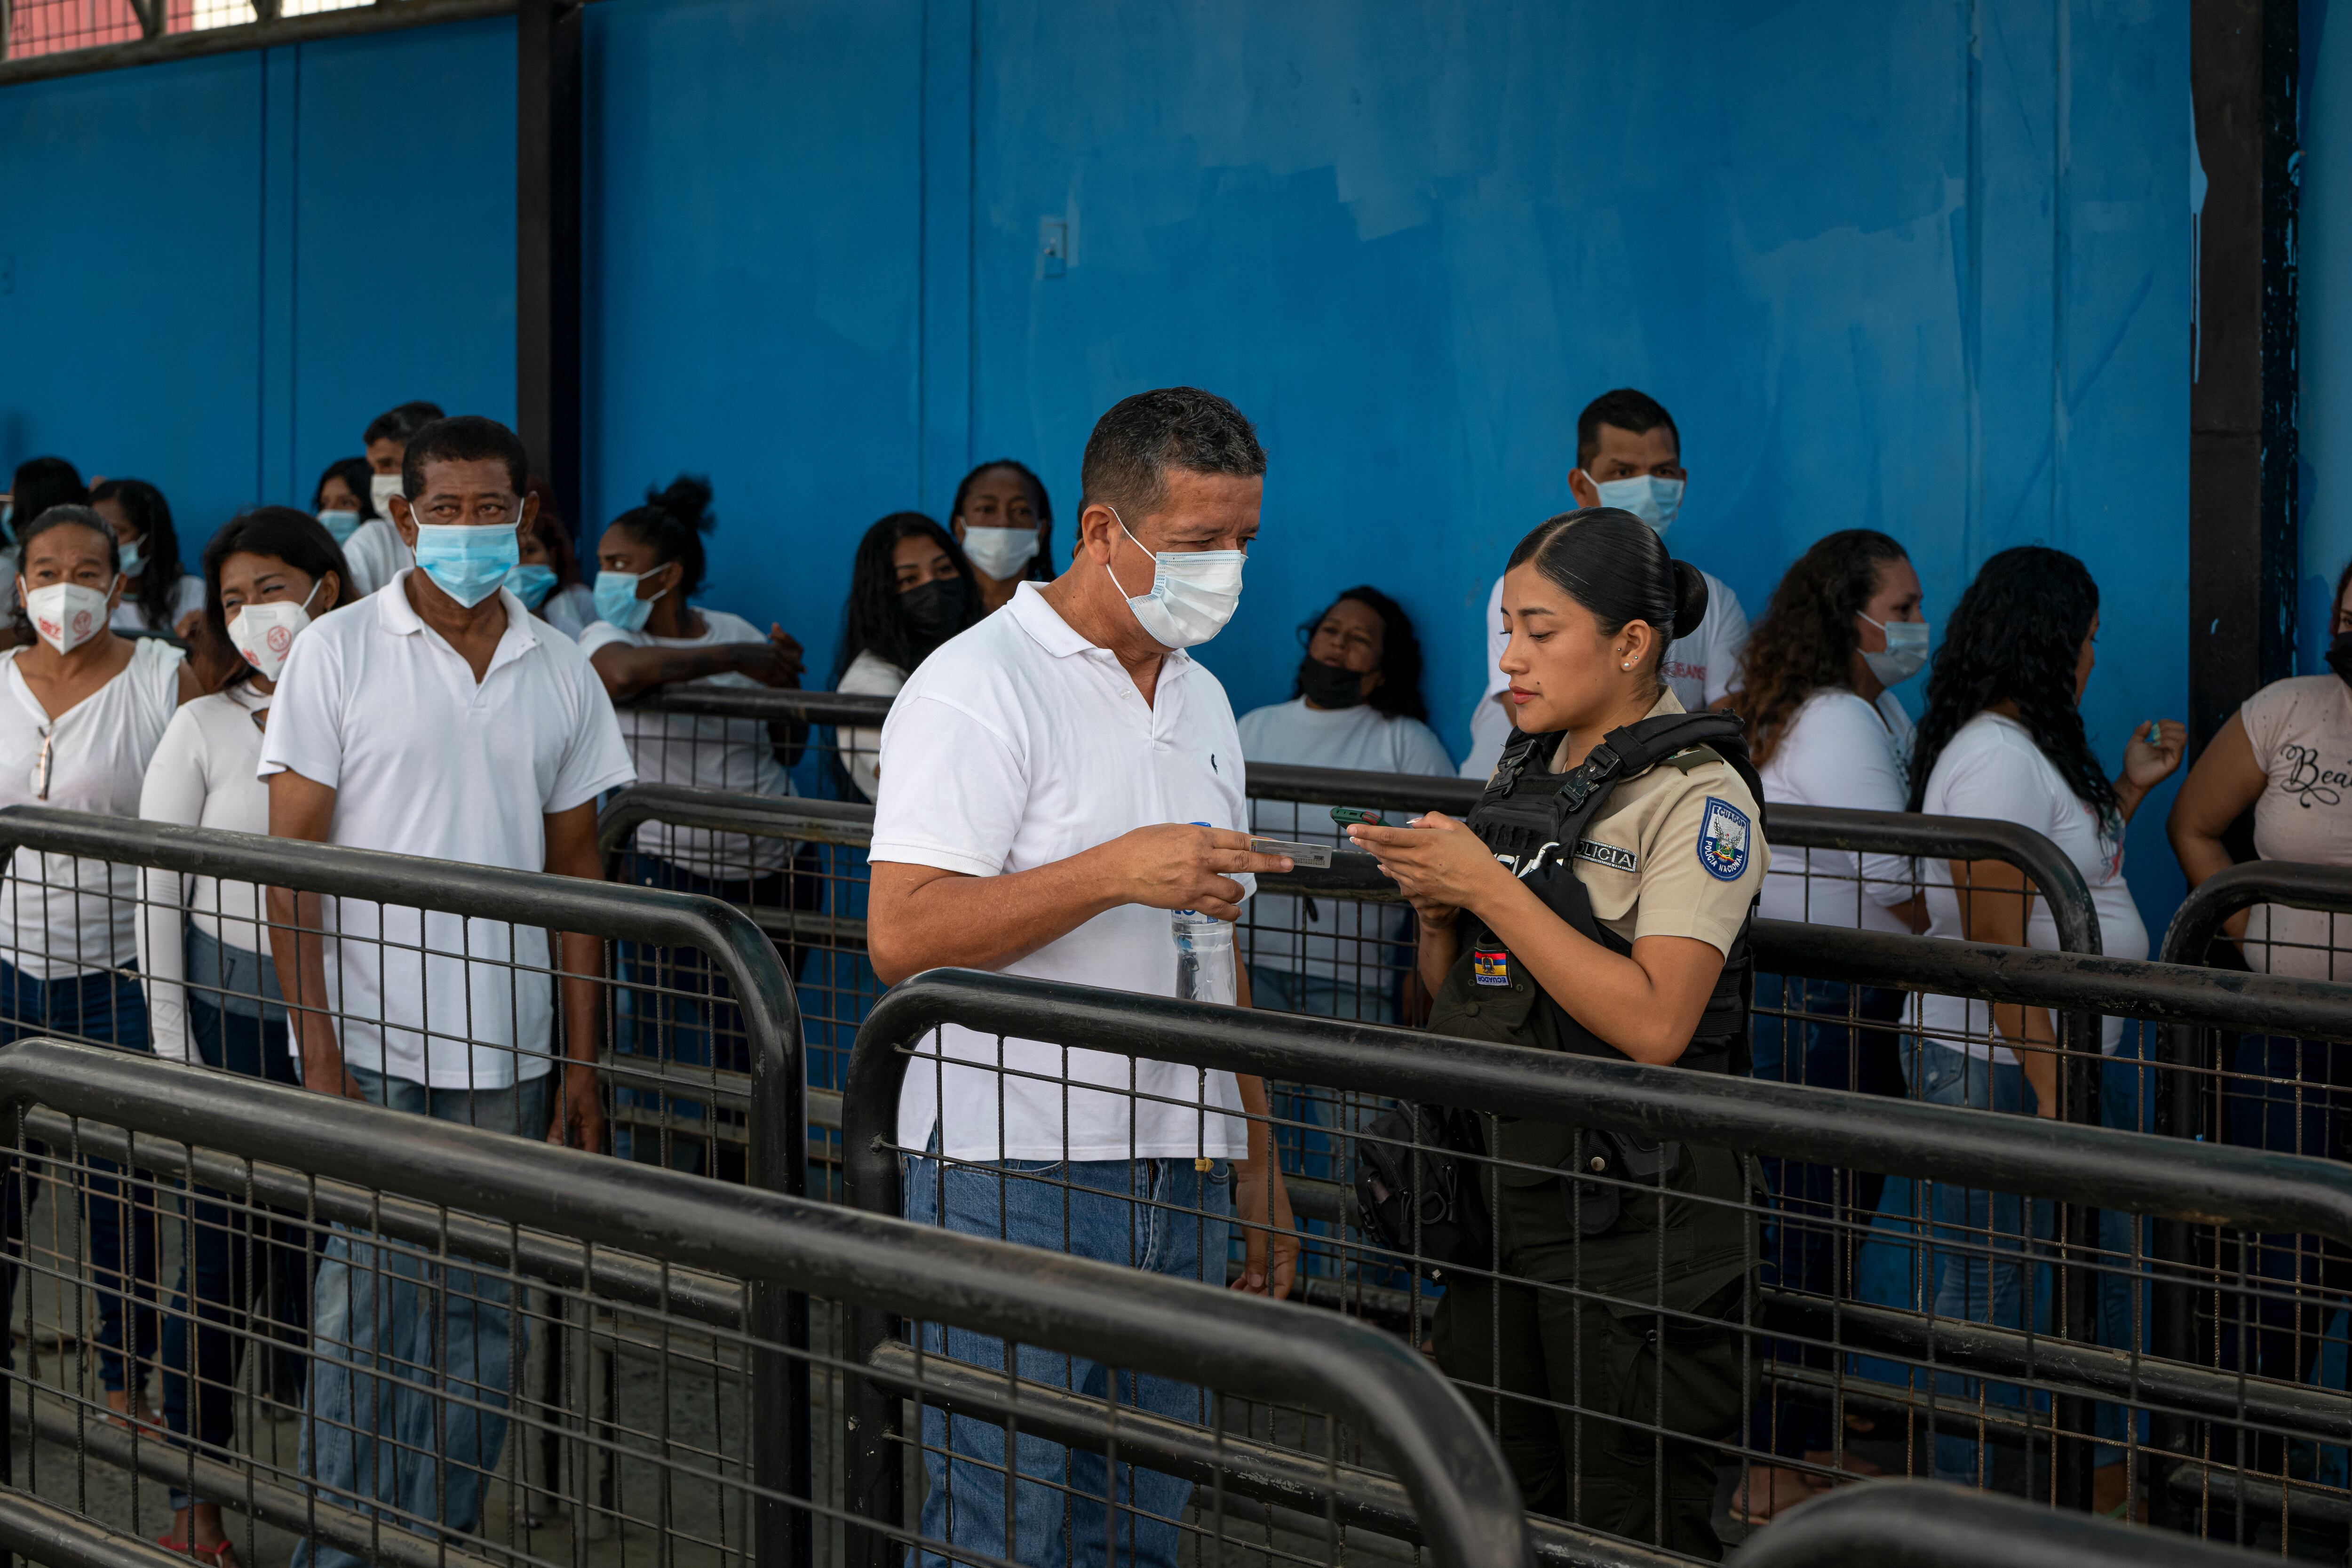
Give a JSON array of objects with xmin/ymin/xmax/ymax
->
[{"xmin": 1561, "ymin": 1129, "xmax": 1686, "ymax": 1237}]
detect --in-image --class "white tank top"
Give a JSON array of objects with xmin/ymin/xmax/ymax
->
[{"xmin": 0, "ymin": 637, "xmax": 186, "ymax": 978}]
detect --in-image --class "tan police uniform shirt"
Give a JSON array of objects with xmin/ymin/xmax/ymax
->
[{"xmin": 1540, "ymin": 688, "xmax": 1769, "ymax": 952}]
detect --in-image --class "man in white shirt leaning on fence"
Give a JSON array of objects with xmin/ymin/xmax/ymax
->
[
  {"xmin": 259, "ymin": 414, "xmax": 636, "ymax": 1568},
  {"xmin": 867, "ymin": 386, "xmax": 1298, "ymax": 1568}
]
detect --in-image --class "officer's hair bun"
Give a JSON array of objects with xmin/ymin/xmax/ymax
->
[{"xmin": 1669, "ymin": 560, "xmax": 1708, "ymax": 642}]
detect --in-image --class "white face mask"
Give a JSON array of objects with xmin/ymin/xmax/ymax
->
[
  {"xmin": 369, "ymin": 471, "xmax": 403, "ymax": 520},
  {"xmin": 961, "ymin": 525, "xmax": 1041, "ymax": 581},
  {"xmin": 1858, "ymin": 613, "xmax": 1931, "ymax": 686},
  {"xmin": 1104, "ymin": 507, "xmax": 1246, "ymax": 649},
  {"xmin": 22, "ymin": 581, "xmax": 111, "ymax": 655},
  {"xmin": 1588, "ymin": 472, "xmax": 1686, "ymax": 537},
  {"xmin": 227, "ymin": 579, "xmax": 324, "ymax": 683}
]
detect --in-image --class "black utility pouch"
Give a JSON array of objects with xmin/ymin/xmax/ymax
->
[
  {"xmin": 1354, "ymin": 1102, "xmax": 1493, "ymax": 1279},
  {"xmin": 1563, "ymin": 1129, "xmax": 1686, "ymax": 1236}
]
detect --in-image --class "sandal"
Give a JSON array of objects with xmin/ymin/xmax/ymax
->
[{"xmin": 155, "ymin": 1538, "xmax": 241, "ymax": 1568}]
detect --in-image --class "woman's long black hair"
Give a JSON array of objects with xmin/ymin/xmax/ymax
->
[
  {"xmin": 1292, "ymin": 585, "xmax": 1430, "ymax": 723},
  {"xmin": 1506, "ymin": 507, "xmax": 1709, "ymax": 685},
  {"xmin": 1907, "ymin": 544, "xmax": 2114, "ymax": 819},
  {"xmin": 832, "ymin": 511, "xmax": 980, "ymax": 683},
  {"xmin": 8, "ymin": 458, "xmax": 86, "ymax": 547},
  {"xmin": 949, "ymin": 460, "xmax": 1054, "ymax": 580},
  {"xmin": 90, "ymin": 478, "xmax": 188, "ymax": 633}
]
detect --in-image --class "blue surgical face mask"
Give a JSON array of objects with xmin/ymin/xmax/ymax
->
[
  {"xmin": 119, "ymin": 539, "xmax": 146, "ymax": 578},
  {"xmin": 1587, "ymin": 472, "xmax": 1686, "ymax": 538},
  {"xmin": 595, "ymin": 567, "xmax": 663, "ymax": 633},
  {"xmin": 317, "ymin": 509, "xmax": 362, "ymax": 544},
  {"xmin": 413, "ymin": 524, "xmax": 521, "ymax": 608},
  {"xmin": 506, "ymin": 563, "xmax": 559, "ymax": 610}
]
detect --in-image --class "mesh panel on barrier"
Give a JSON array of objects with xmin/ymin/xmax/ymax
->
[
  {"xmin": 0, "ymin": 832, "xmax": 780, "ymax": 1185},
  {"xmin": 0, "ymin": 1078, "xmax": 1486, "ymax": 1568},
  {"xmin": 863, "ymin": 1006, "xmax": 2352, "ymax": 1561}
]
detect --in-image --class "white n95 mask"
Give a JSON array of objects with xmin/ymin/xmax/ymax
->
[
  {"xmin": 961, "ymin": 525, "xmax": 1041, "ymax": 581},
  {"xmin": 228, "ymin": 581, "xmax": 323, "ymax": 682},
  {"xmin": 1105, "ymin": 507, "xmax": 1245, "ymax": 649},
  {"xmin": 1859, "ymin": 613, "xmax": 1931, "ymax": 686},
  {"xmin": 23, "ymin": 581, "xmax": 110, "ymax": 655},
  {"xmin": 1589, "ymin": 472, "xmax": 1686, "ymax": 537},
  {"xmin": 369, "ymin": 472, "xmax": 403, "ymax": 520}
]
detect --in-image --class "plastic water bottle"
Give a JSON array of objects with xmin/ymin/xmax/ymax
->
[
  {"xmin": 1172, "ymin": 909, "xmax": 1236, "ymax": 1005},
  {"xmin": 1172, "ymin": 820, "xmax": 1237, "ymax": 1005}
]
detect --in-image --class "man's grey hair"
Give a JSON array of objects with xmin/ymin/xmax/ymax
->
[{"xmin": 1080, "ymin": 387, "xmax": 1265, "ymax": 522}]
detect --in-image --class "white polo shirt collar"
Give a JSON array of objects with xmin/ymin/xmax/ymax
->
[
  {"xmin": 1004, "ymin": 579, "xmax": 1196, "ymax": 684},
  {"xmin": 377, "ymin": 570, "xmax": 540, "ymax": 688}
]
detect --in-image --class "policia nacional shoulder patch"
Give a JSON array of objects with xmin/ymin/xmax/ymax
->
[{"xmin": 1698, "ymin": 796, "xmax": 1751, "ymax": 881}]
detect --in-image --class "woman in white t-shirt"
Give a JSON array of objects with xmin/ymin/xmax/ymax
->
[
  {"xmin": 1721, "ymin": 528, "xmax": 1928, "ymax": 1520},
  {"xmin": 580, "ymin": 478, "xmax": 810, "ymax": 1172},
  {"xmin": 2168, "ymin": 557, "xmax": 2352, "ymax": 1395},
  {"xmin": 138, "ymin": 506, "xmax": 351, "ymax": 1564},
  {"xmin": 832, "ymin": 512, "xmax": 982, "ymax": 801},
  {"xmin": 1234, "ymin": 586, "xmax": 1452, "ymax": 1023},
  {"xmin": 1899, "ymin": 545, "xmax": 2183, "ymax": 1490},
  {"xmin": 0, "ymin": 504, "xmax": 202, "ymax": 1433}
]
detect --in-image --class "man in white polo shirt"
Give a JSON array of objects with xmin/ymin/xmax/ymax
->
[
  {"xmin": 1462, "ymin": 387, "xmax": 1751, "ymax": 776},
  {"xmin": 868, "ymin": 387, "xmax": 1297, "ymax": 1568},
  {"xmin": 260, "ymin": 414, "xmax": 634, "ymax": 1568}
]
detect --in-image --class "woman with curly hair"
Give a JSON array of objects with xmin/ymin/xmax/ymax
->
[
  {"xmin": 1724, "ymin": 528, "xmax": 1925, "ymax": 1521},
  {"xmin": 1903, "ymin": 544, "xmax": 2182, "ymax": 1495}
]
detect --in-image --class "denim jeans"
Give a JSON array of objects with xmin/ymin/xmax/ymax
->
[
  {"xmin": 0, "ymin": 960, "xmax": 158, "ymax": 1394},
  {"xmin": 2209, "ymin": 1034, "xmax": 2352, "ymax": 1469},
  {"xmin": 161, "ymin": 996, "xmax": 309, "ymax": 1509},
  {"xmin": 1748, "ymin": 977, "xmax": 1906, "ymax": 1458},
  {"xmin": 1903, "ymin": 1036, "xmax": 2054, "ymax": 1484},
  {"xmin": 902, "ymin": 1149, "xmax": 1235, "ymax": 1568},
  {"xmin": 1245, "ymin": 963, "xmax": 1394, "ymax": 1026},
  {"xmin": 294, "ymin": 1067, "xmax": 550, "ymax": 1568},
  {"xmin": 613, "ymin": 851, "xmax": 816, "ymax": 1175}
]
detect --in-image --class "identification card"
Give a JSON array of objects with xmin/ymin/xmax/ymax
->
[{"xmin": 1248, "ymin": 836, "xmax": 1334, "ymax": 868}]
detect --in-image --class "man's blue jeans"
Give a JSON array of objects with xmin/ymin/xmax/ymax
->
[
  {"xmin": 902, "ymin": 1150, "xmax": 1234, "ymax": 1568},
  {"xmin": 1903, "ymin": 1037, "xmax": 2054, "ymax": 1484},
  {"xmin": 294, "ymin": 1067, "xmax": 550, "ymax": 1568},
  {"xmin": 0, "ymin": 961, "xmax": 158, "ymax": 1395}
]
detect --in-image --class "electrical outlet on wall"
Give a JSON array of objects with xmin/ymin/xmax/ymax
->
[{"xmin": 1039, "ymin": 219, "xmax": 1067, "ymax": 279}]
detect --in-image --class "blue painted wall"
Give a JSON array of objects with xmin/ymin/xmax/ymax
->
[{"xmin": 0, "ymin": 0, "xmax": 2194, "ymax": 933}]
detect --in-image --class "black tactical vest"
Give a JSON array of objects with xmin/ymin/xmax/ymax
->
[{"xmin": 1455, "ymin": 710, "xmax": 1764, "ymax": 1074}]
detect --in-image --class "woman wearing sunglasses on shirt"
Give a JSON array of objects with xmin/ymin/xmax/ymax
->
[{"xmin": 0, "ymin": 504, "xmax": 202, "ymax": 1443}]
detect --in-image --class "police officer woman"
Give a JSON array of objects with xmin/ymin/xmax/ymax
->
[{"xmin": 1349, "ymin": 507, "xmax": 1767, "ymax": 1557}]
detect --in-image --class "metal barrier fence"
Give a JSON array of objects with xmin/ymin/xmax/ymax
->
[
  {"xmin": 1724, "ymin": 1479, "xmax": 2270, "ymax": 1568},
  {"xmin": 0, "ymin": 1036, "xmax": 1531, "ymax": 1568},
  {"xmin": 591, "ymin": 753, "xmax": 2100, "ymax": 1099},
  {"xmin": 0, "ymin": 804, "xmax": 803, "ymax": 1186},
  {"xmin": 842, "ymin": 964, "xmax": 2352, "ymax": 1561}
]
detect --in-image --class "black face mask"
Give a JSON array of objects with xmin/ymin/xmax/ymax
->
[
  {"xmin": 901, "ymin": 577, "xmax": 969, "ymax": 645},
  {"xmin": 1297, "ymin": 655, "xmax": 1369, "ymax": 710},
  {"xmin": 2329, "ymin": 631, "xmax": 2352, "ymax": 690}
]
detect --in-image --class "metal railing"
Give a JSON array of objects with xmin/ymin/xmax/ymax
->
[
  {"xmin": 0, "ymin": 1036, "xmax": 1533, "ymax": 1568},
  {"xmin": 0, "ymin": 808, "xmax": 809, "ymax": 1189},
  {"xmin": 1726, "ymin": 1479, "xmax": 2272, "ymax": 1568},
  {"xmin": 841, "ymin": 966, "xmax": 2352, "ymax": 1556}
]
